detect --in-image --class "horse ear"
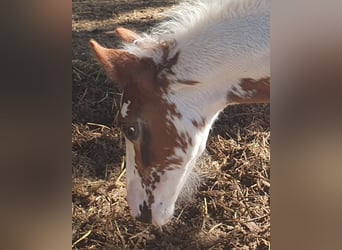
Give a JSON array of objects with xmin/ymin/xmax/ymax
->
[
  {"xmin": 115, "ymin": 27, "xmax": 141, "ymax": 43},
  {"xmin": 89, "ymin": 39, "xmax": 139, "ymax": 86}
]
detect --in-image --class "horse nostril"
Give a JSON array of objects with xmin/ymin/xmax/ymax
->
[{"xmin": 136, "ymin": 201, "xmax": 152, "ymax": 224}]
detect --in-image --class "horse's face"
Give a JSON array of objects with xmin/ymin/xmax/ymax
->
[
  {"xmin": 90, "ymin": 36, "xmax": 208, "ymax": 226},
  {"xmin": 121, "ymin": 84, "xmax": 197, "ymax": 226}
]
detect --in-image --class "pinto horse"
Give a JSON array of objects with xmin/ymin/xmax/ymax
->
[{"xmin": 90, "ymin": 0, "xmax": 270, "ymax": 226}]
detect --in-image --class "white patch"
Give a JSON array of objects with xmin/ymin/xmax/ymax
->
[
  {"xmin": 121, "ymin": 100, "xmax": 131, "ymax": 118},
  {"xmin": 125, "ymin": 140, "xmax": 146, "ymax": 218}
]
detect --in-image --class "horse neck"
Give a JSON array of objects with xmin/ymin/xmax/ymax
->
[{"xmin": 166, "ymin": 1, "xmax": 270, "ymax": 123}]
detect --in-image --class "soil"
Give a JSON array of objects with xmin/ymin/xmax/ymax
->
[{"xmin": 72, "ymin": 1, "xmax": 270, "ymax": 249}]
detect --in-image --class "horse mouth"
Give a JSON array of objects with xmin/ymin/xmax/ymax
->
[{"xmin": 136, "ymin": 201, "xmax": 152, "ymax": 224}]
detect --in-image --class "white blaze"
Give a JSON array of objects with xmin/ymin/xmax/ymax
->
[{"xmin": 125, "ymin": 139, "xmax": 146, "ymax": 218}]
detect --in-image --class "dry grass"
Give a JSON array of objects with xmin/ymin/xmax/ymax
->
[{"xmin": 72, "ymin": 1, "xmax": 270, "ymax": 249}]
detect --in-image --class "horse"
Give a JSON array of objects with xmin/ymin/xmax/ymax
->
[{"xmin": 89, "ymin": 0, "xmax": 270, "ymax": 226}]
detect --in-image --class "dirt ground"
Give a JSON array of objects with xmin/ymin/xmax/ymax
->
[{"xmin": 72, "ymin": 0, "xmax": 270, "ymax": 249}]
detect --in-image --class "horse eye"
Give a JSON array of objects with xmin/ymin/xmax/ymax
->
[{"xmin": 122, "ymin": 123, "xmax": 139, "ymax": 141}]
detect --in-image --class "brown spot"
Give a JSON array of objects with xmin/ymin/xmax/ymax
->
[
  {"xmin": 168, "ymin": 103, "xmax": 182, "ymax": 119},
  {"xmin": 227, "ymin": 77, "xmax": 270, "ymax": 104},
  {"xmin": 179, "ymin": 132, "xmax": 191, "ymax": 153},
  {"xmin": 146, "ymin": 189, "xmax": 154, "ymax": 205},
  {"xmin": 159, "ymin": 43, "xmax": 180, "ymax": 74},
  {"xmin": 187, "ymin": 136, "xmax": 193, "ymax": 146},
  {"xmin": 151, "ymin": 171, "xmax": 161, "ymax": 190},
  {"xmin": 178, "ymin": 79, "xmax": 199, "ymax": 85},
  {"xmin": 152, "ymin": 171, "xmax": 160, "ymax": 181},
  {"xmin": 192, "ymin": 117, "xmax": 206, "ymax": 129}
]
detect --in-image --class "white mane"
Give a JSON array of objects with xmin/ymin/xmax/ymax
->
[{"xmin": 123, "ymin": 0, "xmax": 270, "ymax": 66}]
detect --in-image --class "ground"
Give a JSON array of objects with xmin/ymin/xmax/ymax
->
[{"xmin": 72, "ymin": 0, "xmax": 270, "ymax": 249}]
